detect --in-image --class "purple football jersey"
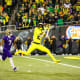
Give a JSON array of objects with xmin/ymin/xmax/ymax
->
[{"xmin": 3, "ymin": 35, "xmax": 15, "ymax": 50}]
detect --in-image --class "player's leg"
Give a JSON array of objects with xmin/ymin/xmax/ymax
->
[
  {"xmin": 2, "ymin": 48, "xmax": 7, "ymax": 61},
  {"xmin": 36, "ymin": 45, "xmax": 56, "ymax": 61},
  {"xmin": 36, "ymin": 45, "xmax": 60, "ymax": 64},
  {"xmin": 14, "ymin": 49, "xmax": 22, "ymax": 55},
  {"xmin": 4, "ymin": 48, "xmax": 17, "ymax": 71},
  {"xmin": 14, "ymin": 44, "xmax": 23, "ymax": 56},
  {"xmin": 0, "ymin": 46, "xmax": 3, "ymax": 61},
  {"xmin": 0, "ymin": 53, "xmax": 2, "ymax": 61},
  {"xmin": 22, "ymin": 43, "xmax": 37, "ymax": 55},
  {"xmin": 2, "ymin": 53, "xmax": 7, "ymax": 61},
  {"xmin": 9, "ymin": 57, "xmax": 17, "ymax": 71}
]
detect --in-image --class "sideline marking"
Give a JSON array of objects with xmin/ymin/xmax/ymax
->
[
  {"xmin": 64, "ymin": 56, "xmax": 80, "ymax": 60},
  {"xmin": 22, "ymin": 56, "xmax": 80, "ymax": 69}
]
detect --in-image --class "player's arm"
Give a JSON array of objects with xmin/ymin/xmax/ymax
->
[
  {"xmin": 45, "ymin": 24, "xmax": 50, "ymax": 37},
  {"xmin": 0, "ymin": 40, "xmax": 4, "ymax": 45},
  {"xmin": 0, "ymin": 35, "xmax": 8, "ymax": 46},
  {"xmin": 13, "ymin": 38, "xmax": 17, "ymax": 49},
  {"xmin": 39, "ymin": 31, "xmax": 46, "ymax": 39},
  {"xmin": 38, "ymin": 25, "xmax": 50, "ymax": 39},
  {"xmin": 13, "ymin": 36, "xmax": 21, "ymax": 49},
  {"xmin": 13, "ymin": 36, "xmax": 18, "ymax": 49}
]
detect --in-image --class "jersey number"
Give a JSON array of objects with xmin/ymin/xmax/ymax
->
[{"xmin": 9, "ymin": 40, "xmax": 12, "ymax": 45}]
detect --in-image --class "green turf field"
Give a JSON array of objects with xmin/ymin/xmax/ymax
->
[{"xmin": 0, "ymin": 55, "xmax": 80, "ymax": 80}]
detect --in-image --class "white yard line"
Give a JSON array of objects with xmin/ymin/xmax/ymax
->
[{"xmin": 22, "ymin": 56, "xmax": 80, "ymax": 69}]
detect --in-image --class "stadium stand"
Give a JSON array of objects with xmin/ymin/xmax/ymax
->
[
  {"xmin": 13, "ymin": 0, "xmax": 80, "ymax": 30},
  {"xmin": 0, "ymin": 0, "xmax": 80, "ymax": 54},
  {"xmin": 0, "ymin": 0, "xmax": 80, "ymax": 29},
  {"xmin": 0, "ymin": 0, "xmax": 17, "ymax": 26}
]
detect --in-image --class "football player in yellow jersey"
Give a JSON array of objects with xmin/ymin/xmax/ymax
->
[{"xmin": 15, "ymin": 23, "xmax": 60, "ymax": 64}]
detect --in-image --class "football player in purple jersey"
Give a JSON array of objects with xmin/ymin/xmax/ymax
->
[{"xmin": 0, "ymin": 29, "xmax": 17, "ymax": 71}]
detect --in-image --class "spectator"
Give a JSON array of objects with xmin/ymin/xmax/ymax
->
[
  {"xmin": 55, "ymin": 0, "xmax": 59, "ymax": 5},
  {"xmin": 22, "ymin": 13, "xmax": 30, "ymax": 28},
  {"xmin": 27, "ymin": 36, "xmax": 32, "ymax": 49},
  {"xmin": 0, "ymin": 14, "xmax": 6, "ymax": 26},
  {"xmin": 48, "ymin": 6, "xmax": 54, "ymax": 13},
  {"xmin": 14, "ymin": 36, "xmax": 23, "ymax": 56},
  {"xmin": 38, "ymin": 5, "xmax": 45, "ymax": 15},
  {"xmin": 48, "ymin": 12, "xmax": 55, "ymax": 24},
  {"xmin": 4, "ymin": 12, "xmax": 9, "ymax": 25},
  {"xmin": 59, "ymin": 0, "xmax": 63, "ymax": 6},
  {"xmin": 44, "ymin": 37, "xmax": 51, "ymax": 49},
  {"xmin": 24, "ymin": 36, "xmax": 32, "ymax": 50},
  {"xmin": 5, "ymin": 0, "xmax": 13, "ymax": 15},
  {"xmin": 62, "ymin": 7, "xmax": 69, "ymax": 14},
  {"xmin": 32, "ymin": 2, "xmax": 37, "ymax": 9},
  {"xmin": 15, "ymin": 12, "xmax": 22, "ymax": 27},
  {"xmin": 52, "ymin": 0, "xmax": 56, "ymax": 7},
  {"xmin": 67, "ymin": 12, "xmax": 73, "ymax": 22},
  {"xmin": 50, "ymin": 35, "xmax": 57, "ymax": 54},
  {"xmin": 55, "ymin": 4, "xmax": 60, "ymax": 13},
  {"xmin": 78, "ymin": 39, "xmax": 80, "ymax": 54},
  {"xmin": 54, "ymin": 10, "xmax": 59, "ymax": 23},
  {"xmin": 63, "ymin": 12, "xmax": 68, "ymax": 23},
  {"xmin": 0, "ymin": 3, "xmax": 3, "ymax": 13},
  {"xmin": 74, "ymin": 13, "xmax": 78, "ymax": 21},
  {"xmin": 37, "ymin": 13, "xmax": 42, "ymax": 23},
  {"xmin": 77, "ymin": 12, "xmax": 80, "ymax": 20},
  {"xmin": 72, "ymin": 6, "xmax": 76, "ymax": 14},
  {"xmin": 57, "ymin": 16, "xmax": 63, "ymax": 26},
  {"xmin": 68, "ymin": 37, "xmax": 73, "ymax": 54},
  {"xmin": 70, "ymin": 0, "xmax": 77, "ymax": 5},
  {"xmin": 59, "ymin": 7, "xmax": 63, "ymax": 17},
  {"xmin": 18, "ymin": 23, "xmax": 22, "ymax": 29},
  {"xmin": 60, "ymin": 35, "xmax": 66, "ymax": 54},
  {"xmin": 32, "ymin": 16, "xmax": 37, "ymax": 28},
  {"xmin": 48, "ymin": 0, "xmax": 54, "ymax": 7},
  {"xmin": 3, "ymin": 4, "xmax": 8, "ymax": 13},
  {"xmin": 76, "ymin": 37, "xmax": 80, "ymax": 54},
  {"xmin": 64, "ymin": 0, "xmax": 71, "ymax": 9},
  {"xmin": 69, "ymin": 5, "xmax": 73, "ymax": 14}
]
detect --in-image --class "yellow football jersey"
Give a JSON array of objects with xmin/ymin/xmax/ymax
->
[{"xmin": 32, "ymin": 27, "xmax": 44, "ymax": 43}]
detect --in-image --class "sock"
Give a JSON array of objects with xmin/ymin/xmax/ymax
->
[
  {"xmin": 21, "ymin": 53, "xmax": 23, "ymax": 56},
  {"xmin": 9, "ymin": 58, "xmax": 15, "ymax": 68},
  {"xmin": 0, "ymin": 55, "xmax": 2, "ymax": 61}
]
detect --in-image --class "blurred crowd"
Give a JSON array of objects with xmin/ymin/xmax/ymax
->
[
  {"xmin": 0, "ymin": 0, "xmax": 17, "ymax": 26},
  {"xmin": 23, "ymin": 35, "xmax": 80, "ymax": 55},
  {"xmin": 15, "ymin": 0, "xmax": 80, "ymax": 29}
]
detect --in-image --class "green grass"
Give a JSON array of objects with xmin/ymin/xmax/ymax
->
[{"xmin": 0, "ymin": 55, "xmax": 80, "ymax": 80}]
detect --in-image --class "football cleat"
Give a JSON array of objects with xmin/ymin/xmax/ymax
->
[
  {"xmin": 13, "ymin": 67, "xmax": 17, "ymax": 71},
  {"xmin": 54, "ymin": 60, "xmax": 61, "ymax": 64}
]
